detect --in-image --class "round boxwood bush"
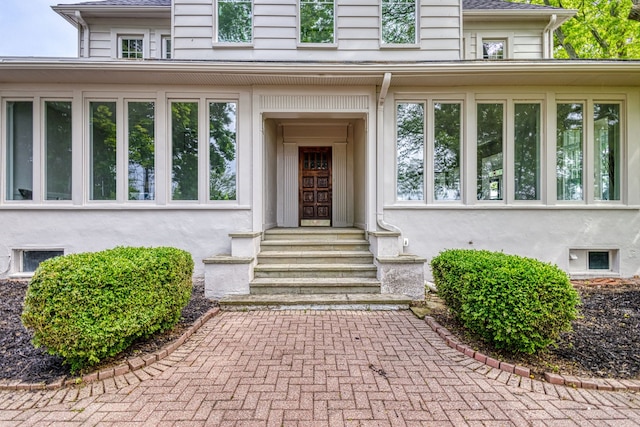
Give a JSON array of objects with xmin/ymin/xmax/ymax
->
[
  {"xmin": 22, "ymin": 246, "xmax": 193, "ymax": 372},
  {"xmin": 431, "ymin": 249, "xmax": 580, "ymax": 354}
]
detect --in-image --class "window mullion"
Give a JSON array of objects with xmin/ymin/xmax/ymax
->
[
  {"xmin": 199, "ymin": 98, "xmax": 208, "ymax": 203},
  {"xmin": 584, "ymin": 100, "xmax": 594, "ymax": 204},
  {"xmin": 32, "ymin": 98, "xmax": 43, "ymax": 203},
  {"xmin": 505, "ymin": 100, "xmax": 514, "ymax": 204},
  {"xmin": 425, "ymin": 100, "xmax": 433, "ymax": 203}
]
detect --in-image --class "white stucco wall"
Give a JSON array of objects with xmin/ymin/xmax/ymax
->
[
  {"xmin": 385, "ymin": 208, "xmax": 640, "ymax": 278},
  {"xmin": 0, "ymin": 209, "xmax": 251, "ymax": 278}
]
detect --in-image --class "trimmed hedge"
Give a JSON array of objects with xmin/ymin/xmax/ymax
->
[
  {"xmin": 431, "ymin": 249, "xmax": 579, "ymax": 354},
  {"xmin": 22, "ymin": 246, "xmax": 193, "ymax": 372}
]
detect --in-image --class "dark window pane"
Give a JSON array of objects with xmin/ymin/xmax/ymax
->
[
  {"xmin": 588, "ymin": 251, "xmax": 610, "ymax": 270},
  {"xmin": 23, "ymin": 250, "xmax": 64, "ymax": 273}
]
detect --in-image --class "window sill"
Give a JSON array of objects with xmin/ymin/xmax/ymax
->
[
  {"xmin": 212, "ymin": 42, "xmax": 254, "ymax": 49},
  {"xmin": 380, "ymin": 43, "xmax": 420, "ymax": 49},
  {"xmin": 0, "ymin": 204, "xmax": 252, "ymax": 210},
  {"xmin": 296, "ymin": 43, "xmax": 338, "ymax": 49},
  {"xmin": 384, "ymin": 204, "xmax": 640, "ymax": 210}
]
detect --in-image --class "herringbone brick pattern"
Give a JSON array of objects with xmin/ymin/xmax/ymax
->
[{"xmin": 1, "ymin": 311, "xmax": 639, "ymax": 426}]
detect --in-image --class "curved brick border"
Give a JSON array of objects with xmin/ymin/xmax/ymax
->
[
  {"xmin": 424, "ymin": 315, "xmax": 640, "ymax": 393},
  {"xmin": 0, "ymin": 307, "xmax": 221, "ymax": 392}
]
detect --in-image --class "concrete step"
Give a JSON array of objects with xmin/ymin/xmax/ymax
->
[
  {"xmin": 257, "ymin": 251, "xmax": 374, "ymax": 265},
  {"xmin": 250, "ymin": 277, "xmax": 381, "ymax": 294},
  {"xmin": 263, "ymin": 227, "xmax": 366, "ymax": 241},
  {"xmin": 219, "ymin": 293, "xmax": 411, "ymax": 310},
  {"xmin": 259, "ymin": 240, "xmax": 370, "ymax": 252},
  {"xmin": 253, "ymin": 264, "xmax": 378, "ymax": 279}
]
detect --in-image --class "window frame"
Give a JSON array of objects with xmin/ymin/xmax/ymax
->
[
  {"xmin": 380, "ymin": 0, "xmax": 419, "ymax": 48},
  {"xmin": 111, "ymin": 29, "xmax": 150, "ymax": 59},
  {"xmin": 44, "ymin": 99, "xmax": 73, "ymax": 201},
  {"xmin": 160, "ymin": 34, "xmax": 172, "ymax": 59},
  {"xmin": 298, "ymin": 0, "xmax": 337, "ymax": 47},
  {"xmin": 554, "ymin": 96, "xmax": 626, "ymax": 205},
  {"xmin": 468, "ymin": 32, "xmax": 514, "ymax": 60},
  {"xmin": 394, "ymin": 95, "xmax": 466, "ymax": 205},
  {"xmin": 3, "ymin": 99, "xmax": 35, "ymax": 203},
  {"xmin": 213, "ymin": 0, "xmax": 254, "ymax": 46},
  {"xmin": 126, "ymin": 99, "xmax": 157, "ymax": 202}
]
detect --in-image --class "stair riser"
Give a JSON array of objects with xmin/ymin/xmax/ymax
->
[
  {"xmin": 261, "ymin": 243, "xmax": 370, "ymax": 252},
  {"xmin": 254, "ymin": 270, "xmax": 378, "ymax": 279},
  {"xmin": 257, "ymin": 256, "xmax": 373, "ymax": 264},
  {"xmin": 263, "ymin": 233, "xmax": 365, "ymax": 241},
  {"xmin": 251, "ymin": 286, "xmax": 381, "ymax": 295}
]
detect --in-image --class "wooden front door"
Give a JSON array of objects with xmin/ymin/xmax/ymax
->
[{"xmin": 299, "ymin": 147, "xmax": 332, "ymax": 226}]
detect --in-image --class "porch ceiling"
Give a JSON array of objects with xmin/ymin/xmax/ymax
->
[{"xmin": 0, "ymin": 59, "xmax": 639, "ymax": 87}]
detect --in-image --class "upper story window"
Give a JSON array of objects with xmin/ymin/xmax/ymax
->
[
  {"xmin": 161, "ymin": 36, "xmax": 172, "ymax": 59},
  {"xmin": 381, "ymin": 0, "xmax": 417, "ymax": 45},
  {"xmin": 216, "ymin": 0, "xmax": 253, "ymax": 43},
  {"xmin": 120, "ymin": 37, "xmax": 144, "ymax": 59},
  {"xmin": 299, "ymin": 0, "xmax": 335, "ymax": 44},
  {"xmin": 482, "ymin": 40, "xmax": 505, "ymax": 60}
]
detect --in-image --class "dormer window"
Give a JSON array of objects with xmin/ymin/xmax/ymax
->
[
  {"xmin": 299, "ymin": 0, "xmax": 335, "ymax": 45},
  {"xmin": 482, "ymin": 40, "xmax": 505, "ymax": 60},
  {"xmin": 120, "ymin": 36, "xmax": 144, "ymax": 59},
  {"xmin": 381, "ymin": 0, "xmax": 417, "ymax": 45}
]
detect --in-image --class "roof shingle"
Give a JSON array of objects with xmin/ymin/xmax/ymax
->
[
  {"xmin": 463, "ymin": 0, "xmax": 563, "ymax": 10},
  {"xmin": 62, "ymin": 0, "xmax": 563, "ymax": 11}
]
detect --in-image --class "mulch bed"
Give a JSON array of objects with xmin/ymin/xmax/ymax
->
[
  {"xmin": 1, "ymin": 277, "xmax": 639, "ymax": 385},
  {"xmin": 426, "ymin": 278, "xmax": 640, "ymax": 380},
  {"xmin": 0, "ymin": 279, "xmax": 215, "ymax": 385}
]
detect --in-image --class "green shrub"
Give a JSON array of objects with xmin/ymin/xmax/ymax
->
[
  {"xmin": 22, "ymin": 246, "xmax": 193, "ymax": 372},
  {"xmin": 431, "ymin": 249, "xmax": 579, "ymax": 354}
]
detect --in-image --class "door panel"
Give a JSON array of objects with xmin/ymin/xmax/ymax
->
[{"xmin": 299, "ymin": 147, "xmax": 332, "ymax": 226}]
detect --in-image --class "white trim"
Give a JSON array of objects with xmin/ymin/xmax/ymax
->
[
  {"xmin": 379, "ymin": 0, "xmax": 419, "ymax": 48},
  {"xmin": 297, "ymin": 0, "xmax": 336, "ymax": 46},
  {"xmin": 212, "ymin": 0, "xmax": 254, "ymax": 46},
  {"xmin": 110, "ymin": 28, "xmax": 150, "ymax": 59}
]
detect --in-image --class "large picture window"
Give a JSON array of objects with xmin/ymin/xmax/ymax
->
[
  {"xmin": 217, "ymin": 0, "xmax": 252, "ymax": 43},
  {"xmin": 89, "ymin": 101, "xmax": 117, "ymax": 201},
  {"xmin": 477, "ymin": 103, "xmax": 504, "ymax": 201},
  {"xmin": 171, "ymin": 102, "xmax": 199, "ymax": 201},
  {"xmin": 209, "ymin": 102, "xmax": 237, "ymax": 200},
  {"xmin": 557, "ymin": 103, "xmax": 583, "ymax": 201},
  {"xmin": 45, "ymin": 101, "xmax": 72, "ymax": 200},
  {"xmin": 381, "ymin": 0, "xmax": 416, "ymax": 45},
  {"xmin": 5, "ymin": 101, "xmax": 33, "ymax": 201},
  {"xmin": 514, "ymin": 103, "xmax": 541, "ymax": 200},
  {"xmin": 299, "ymin": 0, "xmax": 334, "ymax": 44},
  {"xmin": 396, "ymin": 102, "xmax": 425, "ymax": 201},
  {"xmin": 433, "ymin": 102, "xmax": 461, "ymax": 201},
  {"xmin": 128, "ymin": 101, "xmax": 155, "ymax": 201},
  {"xmin": 593, "ymin": 103, "xmax": 620, "ymax": 201}
]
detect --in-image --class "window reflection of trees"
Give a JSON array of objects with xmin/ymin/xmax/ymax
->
[{"xmin": 396, "ymin": 103, "xmax": 425, "ymax": 201}]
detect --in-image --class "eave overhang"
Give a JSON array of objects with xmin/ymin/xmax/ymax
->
[
  {"xmin": 0, "ymin": 59, "xmax": 639, "ymax": 88},
  {"xmin": 464, "ymin": 8, "xmax": 576, "ymax": 25},
  {"xmin": 52, "ymin": 5, "xmax": 171, "ymax": 27}
]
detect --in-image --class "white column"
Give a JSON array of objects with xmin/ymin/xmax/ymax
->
[
  {"xmin": 283, "ymin": 143, "xmax": 298, "ymax": 227},
  {"xmin": 333, "ymin": 142, "xmax": 348, "ymax": 227}
]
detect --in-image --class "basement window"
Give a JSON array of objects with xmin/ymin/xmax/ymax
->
[
  {"xmin": 17, "ymin": 250, "xmax": 64, "ymax": 273},
  {"xmin": 588, "ymin": 251, "xmax": 610, "ymax": 270}
]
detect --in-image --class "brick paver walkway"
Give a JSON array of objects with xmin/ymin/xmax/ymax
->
[{"xmin": 1, "ymin": 311, "xmax": 639, "ymax": 426}]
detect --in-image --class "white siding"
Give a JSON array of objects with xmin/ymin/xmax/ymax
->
[
  {"xmin": 173, "ymin": 0, "xmax": 462, "ymax": 61},
  {"xmin": 464, "ymin": 21, "xmax": 545, "ymax": 60},
  {"xmin": 86, "ymin": 19, "xmax": 171, "ymax": 59}
]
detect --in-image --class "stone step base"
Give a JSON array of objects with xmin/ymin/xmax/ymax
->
[
  {"xmin": 257, "ymin": 251, "xmax": 373, "ymax": 264},
  {"xmin": 250, "ymin": 277, "xmax": 381, "ymax": 294},
  {"xmin": 219, "ymin": 293, "xmax": 411, "ymax": 311},
  {"xmin": 253, "ymin": 264, "xmax": 378, "ymax": 279}
]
